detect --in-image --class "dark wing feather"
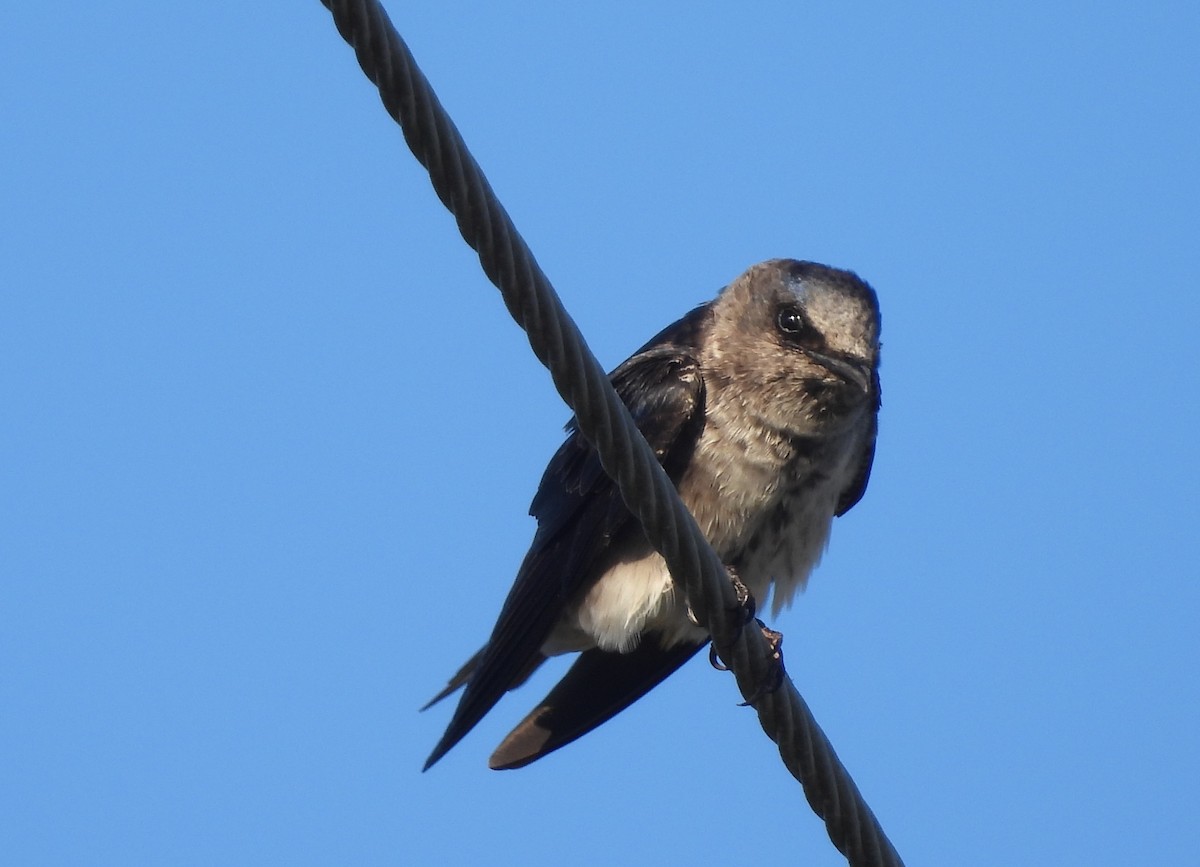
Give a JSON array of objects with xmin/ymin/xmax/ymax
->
[
  {"xmin": 835, "ymin": 418, "xmax": 877, "ymax": 516},
  {"xmin": 423, "ymin": 304, "xmax": 711, "ymax": 770},
  {"xmin": 488, "ymin": 638, "xmax": 706, "ymax": 769},
  {"xmin": 835, "ymin": 368, "xmax": 881, "ymax": 517}
]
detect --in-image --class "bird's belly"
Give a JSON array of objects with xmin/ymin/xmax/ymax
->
[
  {"xmin": 542, "ymin": 553, "xmax": 706, "ymax": 656},
  {"xmin": 541, "ymin": 453, "xmax": 846, "ymax": 658}
]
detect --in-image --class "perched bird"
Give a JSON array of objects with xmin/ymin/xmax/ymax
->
[{"xmin": 424, "ymin": 258, "xmax": 881, "ymax": 770}]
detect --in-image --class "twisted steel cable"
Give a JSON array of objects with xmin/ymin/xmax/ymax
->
[{"xmin": 319, "ymin": 2, "xmax": 904, "ymax": 864}]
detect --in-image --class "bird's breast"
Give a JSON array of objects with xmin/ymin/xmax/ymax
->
[
  {"xmin": 548, "ymin": 408, "xmax": 865, "ymax": 656},
  {"xmin": 680, "ymin": 412, "xmax": 864, "ymax": 616}
]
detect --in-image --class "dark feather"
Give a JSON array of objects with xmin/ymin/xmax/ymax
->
[
  {"xmin": 488, "ymin": 638, "xmax": 706, "ymax": 770},
  {"xmin": 423, "ymin": 305, "xmax": 711, "ymax": 770},
  {"xmin": 834, "ymin": 367, "xmax": 880, "ymax": 516}
]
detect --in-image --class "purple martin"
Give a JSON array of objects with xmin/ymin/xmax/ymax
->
[{"xmin": 423, "ymin": 259, "xmax": 881, "ymax": 770}]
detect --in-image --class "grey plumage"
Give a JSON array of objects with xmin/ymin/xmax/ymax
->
[{"xmin": 424, "ymin": 259, "xmax": 881, "ymax": 770}]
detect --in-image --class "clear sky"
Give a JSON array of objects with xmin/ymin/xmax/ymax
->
[{"xmin": 3, "ymin": 3, "xmax": 1198, "ymax": 865}]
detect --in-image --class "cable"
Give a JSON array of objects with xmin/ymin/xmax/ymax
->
[{"xmin": 319, "ymin": 2, "xmax": 905, "ymax": 863}]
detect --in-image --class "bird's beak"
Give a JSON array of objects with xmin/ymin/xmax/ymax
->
[{"xmin": 803, "ymin": 349, "xmax": 873, "ymax": 395}]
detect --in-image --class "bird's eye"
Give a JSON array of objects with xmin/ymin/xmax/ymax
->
[
  {"xmin": 776, "ymin": 306, "xmax": 821, "ymax": 348},
  {"xmin": 777, "ymin": 307, "xmax": 806, "ymax": 334}
]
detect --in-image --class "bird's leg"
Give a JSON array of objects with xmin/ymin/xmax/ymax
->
[
  {"xmin": 727, "ymin": 565, "xmax": 756, "ymax": 623},
  {"xmin": 688, "ymin": 565, "xmax": 755, "ymax": 628},
  {"xmin": 693, "ymin": 566, "xmax": 785, "ymax": 700},
  {"xmin": 736, "ymin": 622, "xmax": 785, "ymax": 706},
  {"xmin": 707, "ymin": 565, "xmax": 757, "ymax": 671}
]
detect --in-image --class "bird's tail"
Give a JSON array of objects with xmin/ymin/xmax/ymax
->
[
  {"xmin": 420, "ymin": 647, "xmax": 485, "ymax": 711},
  {"xmin": 421, "ymin": 648, "xmax": 549, "ymax": 770}
]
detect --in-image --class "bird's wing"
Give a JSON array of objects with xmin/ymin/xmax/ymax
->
[
  {"xmin": 488, "ymin": 638, "xmax": 706, "ymax": 769},
  {"xmin": 423, "ymin": 305, "xmax": 711, "ymax": 769},
  {"xmin": 835, "ymin": 369, "xmax": 881, "ymax": 517}
]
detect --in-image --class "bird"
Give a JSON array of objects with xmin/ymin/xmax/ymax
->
[{"xmin": 423, "ymin": 258, "xmax": 881, "ymax": 771}]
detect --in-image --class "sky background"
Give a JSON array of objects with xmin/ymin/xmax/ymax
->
[{"xmin": 3, "ymin": 2, "xmax": 1198, "ymax": 865}]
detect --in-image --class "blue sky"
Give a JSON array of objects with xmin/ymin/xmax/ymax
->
[{"xmin": 3, "ymin": 3, "xmax": 1198, "ymax": 865}]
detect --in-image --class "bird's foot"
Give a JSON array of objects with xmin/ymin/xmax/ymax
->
[
  {"xmin": 727, "ymin": 565, "xmax": 756, "ymax": 624},
  {"xmin": 736, "ymin": 622, "xmax": 785, "ymax": 706},
  {"xmin": 706, "ymin": 565, "xmax": 759, "ymax": 672},
  {"xmin": 689, "ymin": 564, "xmax": 756, "ymax": 630}
]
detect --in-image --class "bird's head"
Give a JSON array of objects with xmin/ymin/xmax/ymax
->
[{"xmin": 703, "ymin": 259, "xmax": 881, "ymax": 437}]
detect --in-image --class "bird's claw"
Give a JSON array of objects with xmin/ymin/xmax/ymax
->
[
  {"xmin": 709, "ymin": 616, "xmax": 786, "ymax": 707},
  {"xmin": 736, "ymin": 621, "xmax": 785, "ymax": 707},
  {"xmin": 706, "ymin": 565, "xmax": 763, "ymax": 673}
]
